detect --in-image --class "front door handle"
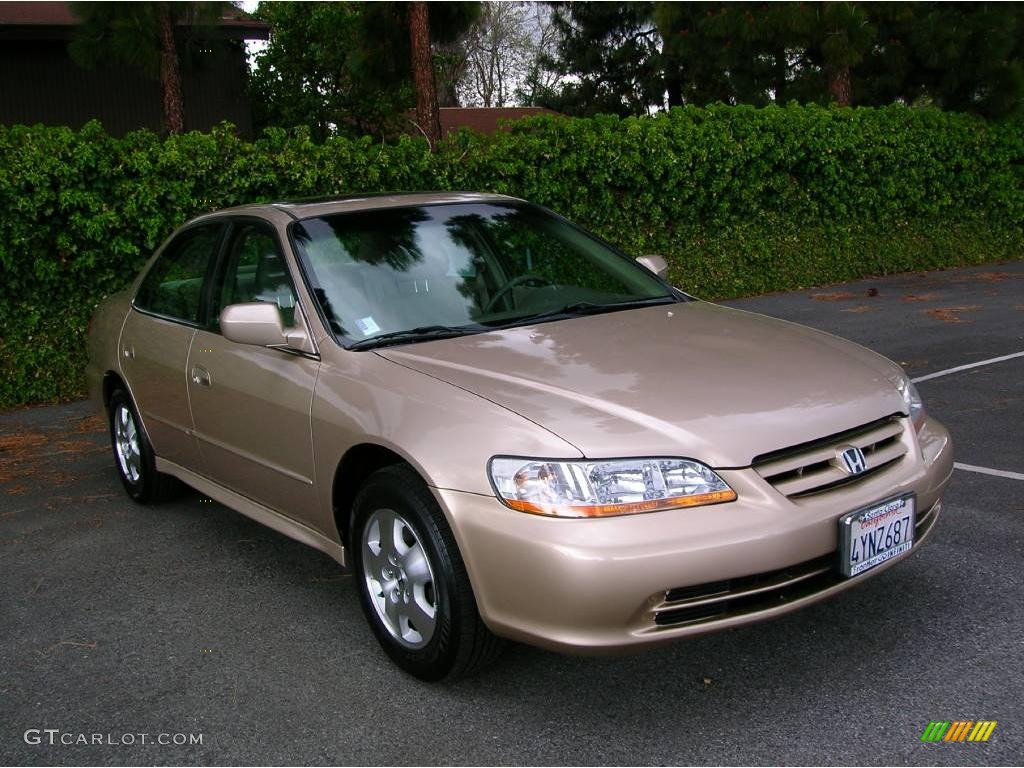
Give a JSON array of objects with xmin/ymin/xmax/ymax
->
[{"xmin": 190, "ymin": 366, "xmax": 211, "ymax": 388}]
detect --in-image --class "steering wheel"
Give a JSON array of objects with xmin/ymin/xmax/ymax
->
[{"xmin": 484, "ymin": 273, "xmax": 556, "ymax": 313}]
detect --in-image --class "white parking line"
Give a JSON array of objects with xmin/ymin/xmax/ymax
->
[
  {"xmin": 911, "ymin": 351, "xmax": 1024, "ymax": 383},
  {"xmin": 954, "ymin": 462, "xmax": 1024, "ymax": 481}
]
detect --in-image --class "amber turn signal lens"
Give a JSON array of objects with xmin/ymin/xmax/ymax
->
[{"xmin": 503, "ymin": 489, "xmax": 738, "ymax": 518}]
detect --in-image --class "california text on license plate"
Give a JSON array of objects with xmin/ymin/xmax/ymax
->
[{"xmin": 838, "ymin": 494, "xmax": 916, "ymax": 577}]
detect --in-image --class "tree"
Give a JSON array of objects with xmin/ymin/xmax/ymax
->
[
  {"xmin": 408, "ymin": 2, "xmax": 442, "ymax": 146},
  {"xmin": 69, "ymin": 1, "xmax": 224, "ymax": 134},
  {"xmin": 548, "ymin": 1, "xmax": 1024, "ymax": 118},
  {"xmin": 815, "ymin": 2, "xmax": 875, "ymax": 105},
  {"xmin": 900, "ymin": 2, "xmax": 1024, "ymax": 118},
  {"xmin": 515, "ymin": 4, "xmax": 563, "ymax": 106},
  {"xmin": 542, "ymin": 1, "xmax": 664, "ymax": 116},
  {"xmin": 250, "ymin": 1, "xmax": 478, "ymax": 140},
  {"xmin": 806, "ymin": 1, "xmax": 1024, "ymax": 116},
  {"xmin": 654, "ymin": 2, "xmax": 874, "ymax": 108},
  {"xmin": 655, "ymin": 3, "xmax": 795, "ymax": 107},
  {"xmin": 428, "ymin": 2, "xmax": 562, "ymax": 109},
  {"xmin": 456, "ymin": 2, "xmax": 543, "ymax": 107},
  {"xmin": 250, "ymin": 1, "xmax": 410, "ymax": 140},
  {"xmin": 433, "ymin": 40, "xmax": 469, "ymax": 107}
]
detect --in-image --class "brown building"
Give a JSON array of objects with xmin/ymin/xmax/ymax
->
[
  {"xmin": 437, "ymin": 107, "xmax": 562, "ymax": 137},
  {"xmin": 0, "ymin": 1, "xmax": 269, "ymax": 136}
]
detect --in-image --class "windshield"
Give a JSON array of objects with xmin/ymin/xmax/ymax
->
[{"xmin": 290, "ymin": 202, "xmax": 676, "ymax": 346}]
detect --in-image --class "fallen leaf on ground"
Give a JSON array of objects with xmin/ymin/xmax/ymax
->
[
  {"xmin": 923, "ymin": 305, "xmax": 981, "ymax": 324},
  {"xmin": 967, "ymin": 271, "xmax": 1014, "ymax": 283},
  {"xmin": 0, "ymin": 432, "xmax": 48, "ymax": 452},
  {"xmin": 810, "ymin": 292, "xmax": 857, "ymax": 301}
]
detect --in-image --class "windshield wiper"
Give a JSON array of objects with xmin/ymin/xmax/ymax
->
[
  {"xmin": 348, "ymin": 297, "xmax": 677, "ymax": 349},
  {"xmin": 495, "ymin": 295, "xmax": 678, "ymax": 328},
  {"xmin": 348, "ymin": 324, "xmax": 484, "ymax": 351}
]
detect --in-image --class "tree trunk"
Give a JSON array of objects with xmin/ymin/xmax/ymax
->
[
  {"xmin": 158, "ymin": 9, "xmax": 184, "ymax": 134},
  {"xmin": 827, "ymin": 64, "xmax": 851, "ymax": 106},
  {"xmin": 409, "ymin": 1, "xmax": 441, "ymax": 149}
]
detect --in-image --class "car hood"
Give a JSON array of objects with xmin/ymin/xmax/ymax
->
[{"xmin": 378, "ymin": 301, "xmax": 908, "ymax": 467}]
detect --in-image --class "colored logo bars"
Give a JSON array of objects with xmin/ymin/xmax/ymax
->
[{"xmin": 920, "ymin": 721, "xmax": 997, "ymax": 742}]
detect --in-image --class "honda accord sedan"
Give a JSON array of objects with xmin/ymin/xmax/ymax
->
[{"xmin": 87, "ymin": 193, "xmax": 953, "ymax": 680}]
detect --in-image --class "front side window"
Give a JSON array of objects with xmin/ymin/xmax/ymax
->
[
  {"xmin": 212, "ymin": 223, "xmax": 298, "ymax": 328},
  {"xmin": 135, "ymin": 224, "xmax": 222, "ymax": 323},
  {"xmin": 291, "ymin": 203, "xmax": 674, "ymax": 346}
]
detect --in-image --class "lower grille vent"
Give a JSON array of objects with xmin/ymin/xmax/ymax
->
[{"xmin": 653, "ymin": 502, "xmax": 939, "ymax": 628}]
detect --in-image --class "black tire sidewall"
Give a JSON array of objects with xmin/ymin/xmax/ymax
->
[{"xmin": 351, "ymin": 470, "xmax": 467, "ymax": 681}]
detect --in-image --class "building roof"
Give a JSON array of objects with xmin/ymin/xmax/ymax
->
[
  {"xmin": 0, "ymin": 1, "xmax": 270, "ymax": 39},
  {"xmin": 438, "ymin": 107, "xmax": 562, "ymax": 136}
]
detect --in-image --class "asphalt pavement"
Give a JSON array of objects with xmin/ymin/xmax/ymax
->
[{"xmin": 1, "ymin": 261, "xmax": 1022, "ymax": 765}]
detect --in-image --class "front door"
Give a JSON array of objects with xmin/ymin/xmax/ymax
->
[
  {"xmin": 121, "ymin": 222, "xmax": 224, "ymax": 470},
  {"xmin": 186, "ymin": 220, "xmax": 320, "ymax": 518}
]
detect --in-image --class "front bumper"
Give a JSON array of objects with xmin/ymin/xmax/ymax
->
[{"xmin": 436, "ymin": 415, "xmax": 953, "ymax": 655}]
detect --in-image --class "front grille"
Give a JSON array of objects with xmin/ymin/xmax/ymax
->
[
  {"xmin": 752, "ymin": 415, "xmax": 908, "ymax": 499},
  {"xmin": 652, "ymin": 501, "xmax": 938, "ymax": 628}
]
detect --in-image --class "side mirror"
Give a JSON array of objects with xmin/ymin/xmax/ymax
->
[
  {"xmin": 220, "ymin": 302, "xmax": 316, "ymax": 352},
  {"xmin": 636, "ymin": 254, "xmax": 669, "ymax": 279}
]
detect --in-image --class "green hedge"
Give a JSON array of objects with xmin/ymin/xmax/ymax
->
[{"xmin": 1, "ymin": 105, "xmax": 1022, "ymax": 407}]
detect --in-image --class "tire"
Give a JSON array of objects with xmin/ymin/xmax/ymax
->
[
  {"xmin": 351, "ymin": 465, "xmax": 504, "ymax": 681},
  {"xmin": 108, "ymin": 388, "xmax": 180, "ymax": 503}
]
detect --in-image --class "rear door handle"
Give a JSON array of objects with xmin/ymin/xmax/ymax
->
[{"xmin": 190, "ymin": 366, "xmax": 211, "ymax": 388}]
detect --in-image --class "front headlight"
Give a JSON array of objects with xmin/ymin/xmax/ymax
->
[
  {"xmin": 488, "ymin": 457, "xmax": 737, "ymax": 518},
  {"xmin": 897, "ymin": 376, "xmax": 925, "ymax": 428}
]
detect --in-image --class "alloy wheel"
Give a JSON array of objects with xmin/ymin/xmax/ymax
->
[
  {"xmin": 114, "ymin": 404, "xmax": 142, "ymax": 484},
  {"xmin": 361, "ymin": 508, "xmax": 438, "ymax": 649}
]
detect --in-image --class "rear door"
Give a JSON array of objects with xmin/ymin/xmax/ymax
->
[
  {"xmin": 186, "ymin": 218, "xmax": 320, "ymax": 518},
  {"xmin": 121, "ymin": 222, "xmax": 225, "ymax": 470}
]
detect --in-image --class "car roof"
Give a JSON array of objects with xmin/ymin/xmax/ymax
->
[{"xmin": 208, "ymin": 191, "xmax": 524, "ymax": 221}]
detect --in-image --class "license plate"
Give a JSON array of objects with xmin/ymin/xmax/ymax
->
[{"xmin": 838, "ymin": 494, "xmax": 916, "ymax": 577}]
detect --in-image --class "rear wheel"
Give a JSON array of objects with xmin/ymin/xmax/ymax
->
[
  {"xmin": 108, "ymin": 388, "xmax": 180, "ymax": 503},
  {"xmin": 352, "ymin": 465, "xmax": 503, "ymax": 680}
]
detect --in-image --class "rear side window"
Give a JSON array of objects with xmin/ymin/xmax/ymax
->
[{"xmin": 135, "ymin": 225, "xmax": 222, "ymax": 323}]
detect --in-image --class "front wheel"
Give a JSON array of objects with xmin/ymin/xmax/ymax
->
[
  {"xmin": 108, "ymin": 388, "xmax": 180, "ymax": 503},
  {"xmin": 351, "ymin": 465, "xmax": 503, "ymax": 681}
]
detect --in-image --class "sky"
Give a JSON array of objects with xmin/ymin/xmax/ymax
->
[{"xmin": 239, "ymin": 0, "xmax": 266, "ymax": 64}]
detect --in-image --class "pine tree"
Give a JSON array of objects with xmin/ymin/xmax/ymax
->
[{"xmin": 69, "ymin": 1, "xmax": 225, "ymax": 134}]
